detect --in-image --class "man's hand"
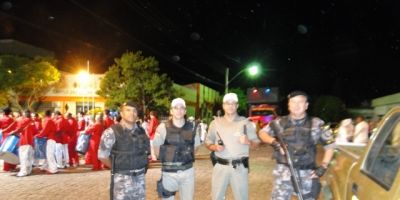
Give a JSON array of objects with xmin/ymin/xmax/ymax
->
[
  {"xmin": 239, "ymin": 135, "xmax": 250, "ymax": 145},
  {"xmin": 270, "ymin": 140, "xmax": 281, "ymax": 151},
  {"xmin": 9, "ymin": 131, "xmax": 18, "ymax": 136},
  {"xmin": 214, "ymin": 144, "xmax": 225, "ymax": 152},
  {"xmin": 311, "ymin": 165, "xmax": 327, "ymax": 178}
]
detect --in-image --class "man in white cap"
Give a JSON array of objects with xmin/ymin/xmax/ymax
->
[
  {"xmin": 205, "ymin": 93, "xmax": 260, "ymax": 200},
  {"xmin": 153, "ymin": 97, "xmax": 200, "ymax": 200}
]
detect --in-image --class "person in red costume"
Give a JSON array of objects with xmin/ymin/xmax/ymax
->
[
  {"xmin": 0, "ymin": 107, "xmax": 17, "ymax": 172},
  {"xmin": 77, "ymin": 111, "xmax": 86, "ymax": 132},
  {"xmin": 10, "ymin": 110, "xmax": 37, "ymax": 177},
  {"xmin": 66, "ymin": 113, "xmax": 79, "ymax": 167},
  {"xmin": 32, "ymin": 112, "xmax": 43, "ymax": 132},
  {"xmin": 103, "ymin": 109, "xmax": 114, "ymax": 129},
  {"xmin": 35, "ymin": 110, "xmax": 58, "ymax": 174},
  {"xmin": 147, "ymin": 110, "xmax": 159, "ymax": 161},
  {"xmin": 54, "ymin": 111, "xmax": 69, "ymax": 168},
  {"xmin": 82, "ymin": 115, "xmax": 104, "ymax": 170}
]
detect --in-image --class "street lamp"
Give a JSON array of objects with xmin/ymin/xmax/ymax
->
[
  {"xmin": 77, "ymin": 60, "xmax": 95, "ymax": 114},
  {"xmin": 77, "ymin": 70, "xmax": 89, "ymax": 112},
  {"xmin": 225, "ymin": 64, "xmax": 259, "ymax": 94}
]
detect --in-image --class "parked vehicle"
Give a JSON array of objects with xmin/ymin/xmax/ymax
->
[
  {"xmin": 248, "ymin": 104, "xmax": 278, "ymax": 130},
  {"xmin": 322, "ymin": 106, "xmax": 400, "ymax": 200}
]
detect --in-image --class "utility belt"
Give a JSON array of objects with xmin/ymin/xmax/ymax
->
[
  {"xmin": 277, "ymin": 161, "xmax": 315, "ymax": 170},
  {"xmin": 162, "ymin": 162, "xmax": 193, "ymax": 172},
  {"xmin": 115, "ymin": 167, "xmax": 146, "ymax": 176},
  {"xmin": 215, "ymin": 156, "xmax": 249, "ymax": 169}
]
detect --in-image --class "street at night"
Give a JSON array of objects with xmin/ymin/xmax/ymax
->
[
  {"xmin": 1, "ymin": 144, "xmax": 279, "ymax": 200},
  {"xmin": 1, "ymin": 1, "xmax": 400, "ymax": 200}
]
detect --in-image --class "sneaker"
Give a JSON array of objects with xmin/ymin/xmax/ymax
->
[
  {"xmin": 16, "ymin": 173, "xmax": 28, "ymax": 177},
  {"xmin": 46, "ymin": 170, "xmax": 58, "ymax": 175}
]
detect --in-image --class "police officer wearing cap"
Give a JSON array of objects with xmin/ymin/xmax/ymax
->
[
  {"xmin": 259, "ymin": 91, "xmax": 336, "ymax": 200},
  {"xmin": 152, "ymin": 97, "xmax": 200, "ymax": 200},
  {"xmin": 205, "ymin": 93, "xmax": 260, "ymax": 200},
  {"xmin": 98, "ymin": 101, "xmax": 150, "ymax": 200}
]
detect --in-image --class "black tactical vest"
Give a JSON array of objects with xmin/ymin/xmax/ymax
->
[
  {"xmin": 159, "ymin": 120, "xmax": 195, "ymax": 165},
  {"xmin": 111, "ymin": 124, "xmax": 150, "ymax": 172},
  {"xmin": 273, "ymin": 116, "xmax": 316, "ymax": 169}
]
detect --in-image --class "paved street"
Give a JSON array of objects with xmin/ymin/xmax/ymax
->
[{"xmin": 0, "ymin": 144, "xmax": 279, "ymax": 200}]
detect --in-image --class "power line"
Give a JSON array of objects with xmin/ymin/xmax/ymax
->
[{"xmin": 0, "ymin": 10, "xmax": 105, "ymax": 52}]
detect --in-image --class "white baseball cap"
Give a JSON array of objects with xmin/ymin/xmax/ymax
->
[
  {"xmin": 171, "ymin": 98, "xmax": 186, "ymax": 108},
  {"xmin": 223, "ymin": 93, "xmax": 238, "ymax": 103}
]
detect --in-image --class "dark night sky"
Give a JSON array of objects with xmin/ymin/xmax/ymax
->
[{"xmin": 1, "ymin": 0, "xmax": 400, "ymax": 106}]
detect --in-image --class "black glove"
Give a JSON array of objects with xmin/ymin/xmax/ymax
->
[
  {"xmin": 270, "ymin": 140, "xmax": 281, "ymax": 152},
  {"xmin": 314, "ymin": 165, "xmax": 327, "ymax": 177}
]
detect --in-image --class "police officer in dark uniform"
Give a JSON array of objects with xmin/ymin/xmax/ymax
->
[
  {"xmin": 98, "ymin": 101, "xmax": 150, "ymax": 200},
  {"xmin": 152, "ymin": 98, "xmax": 200, "ymax": 200},
  {"xmin": 259, "ymin": 91, "xmax": 336, "ymax": 200}
]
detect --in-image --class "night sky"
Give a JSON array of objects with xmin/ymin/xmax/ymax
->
[{"xmin": 1, "ymin": 0, "xmax": 400, "ymax": 106}]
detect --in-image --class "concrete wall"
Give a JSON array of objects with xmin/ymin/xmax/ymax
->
[{"xmin": 372, "ymin": 92, "xmax": 400, "ymax": 116}]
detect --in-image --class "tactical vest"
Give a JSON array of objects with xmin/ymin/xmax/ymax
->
[
  {"xmin": 273, "ymin": 116, "xmax": 316, "ymax": 169},
  {"xmin": 111, "ymin": 124, "xmax": 150, "ymax": 172},
  {"xmin": 159, "ymin": 120, "xmax": 195, "ymax": 165}
]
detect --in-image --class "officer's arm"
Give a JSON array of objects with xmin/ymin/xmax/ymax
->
[
  {"xmin": 205, "ymin": 121, "xmax": 220, "ymax": 151},
  {"xmin": 152, "ymin": 123, "xmax": 166, "ymax": 146},
  {"xmin": 321, "ymin": 148, "xmax": 334, "ymax": 168},
  {"xmin": 98, "ymin": 128, "xmax": 115, "ymax": 168},
  {"xmin": 246, "ymin": 121, "xmax": 260, "ymax": 148},
  {"xmin": 258, "ymin": 126, "xmax": 276, "ymax": 145}
]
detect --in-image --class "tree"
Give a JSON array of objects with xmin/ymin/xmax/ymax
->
[
  {"xmin": 97, "ymin": 51, "xmax": 178, "ymax": 114},
  {"xmin": 311, "ymin": 95, "xmax": 348, "ymax": 123},
  {"xmin": 0, "ymin": 55, "xmax": 60, "ymax": 111},
  {"xmin": 229, "ymin": 87, "xmax": 248, "ymax": 116}
]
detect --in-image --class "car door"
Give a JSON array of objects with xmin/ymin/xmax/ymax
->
[{"xmin": 347, "ymin": 110, "xmax": 400, "ymax": 200}]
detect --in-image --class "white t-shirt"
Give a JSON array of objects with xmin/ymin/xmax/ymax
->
[{"xmin": 353, "ymin": 121, "xmax": 369, "ymax": 143}]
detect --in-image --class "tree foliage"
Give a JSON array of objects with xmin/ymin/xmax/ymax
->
[
  {"xmin": 229, "ymin": 87, "xmax": 248, "ymax": 116},
  {"xmin": 311, "ymin": 95, "xmax": 348, "ymax": 123},
  {"xmin": 0, "ymin": 55, "xmax": 60, "ymax": 111},
  {"xmin": 97, "ymin": 51, "xmax": 178, "ymax": 114}
]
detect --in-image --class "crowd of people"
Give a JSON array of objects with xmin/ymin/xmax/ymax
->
[
  {"xmin": 0, "ymin": 108, "xmax": 116, "ymax": 176},
  {"xmin": 1, "ymin": 90, "xmax": 346, "ymax": 200},
  {"xmin": 335, "ymin": 115, "xmax": 372, "ymax": 144}
]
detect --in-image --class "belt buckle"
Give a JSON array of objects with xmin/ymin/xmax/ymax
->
[{"xmin": 130, "ymin": 168, "xmax": 143, "ymax": 175}]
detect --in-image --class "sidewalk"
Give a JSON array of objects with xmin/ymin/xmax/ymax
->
[{"xmin": 0, "ymin": 144, "xmax": 276, "ymax": 200}]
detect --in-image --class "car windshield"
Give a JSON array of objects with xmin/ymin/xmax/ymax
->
[{"xmin": 251, "ymin": 110, "xmax": 275, "ymax": 116}]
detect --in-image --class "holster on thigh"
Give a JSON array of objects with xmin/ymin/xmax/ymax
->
[
  {"xmin": 156, "ymin": 178, "xmax": 176, "ymax": 198},
  {"xmin": 303, "ymin": 178, "xmax": 321, "ymax": 199}
]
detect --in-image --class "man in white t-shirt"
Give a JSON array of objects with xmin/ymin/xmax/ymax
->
[{"xmin": 353, "ymin": 116, "xmax": 369, "ymax": 144}]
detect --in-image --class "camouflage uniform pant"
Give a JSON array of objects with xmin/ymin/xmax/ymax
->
[
  {"xmin": 113, "ymin": 173, "xmax": 145, "ymax": 200},
  {"xmin": 271, "ymin": 164, "xmax": 317, "ymax": 200}
]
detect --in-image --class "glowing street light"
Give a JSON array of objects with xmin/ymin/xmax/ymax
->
[
  {"xmin": 225, "ymin": 64, "xmax": 260, "ymax": 94},
  {"xmin": 77, "ymin": 71, "xmax": 89, "ymax": 84},
  {"xmin": 76, "ymin": 70, "xmax": 90, "ymax": 112},
  {"xmin": 76, "ymin": 60, "xmax": 93, "ymax": 113}
]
